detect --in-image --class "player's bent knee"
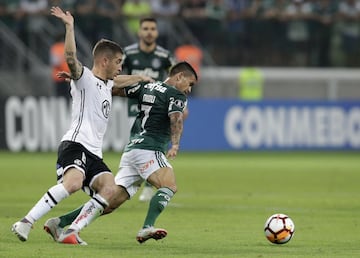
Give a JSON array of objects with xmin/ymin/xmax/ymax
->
[
  {"xmin": 104, "ymin": 186, "xmax": 129, "ymax": 214},
  {"xmin": 63, "ymin": 181, "xmax": 83, "ymax": 194},
  {"xmin": 98, "ymin": 184, "xmax": 116, "ymax": 201}
]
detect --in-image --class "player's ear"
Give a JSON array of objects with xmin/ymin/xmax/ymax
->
[
  {"xmin": 176, "ymin": 72, "xmax": 183, "ymax": 81},
  {"xmin": 102, "ymin": 57, "xmax": 108, "ymax": 67}
]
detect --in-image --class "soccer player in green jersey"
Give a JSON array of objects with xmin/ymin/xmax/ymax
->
[
  {"xmin": 44, "ymin": 61, "xmax": 197, "ymax": 244},
  {"xmin": 122, "ymin": 17, "xmax": 177, "ymax": 202}
]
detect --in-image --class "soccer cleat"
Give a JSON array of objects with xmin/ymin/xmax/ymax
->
[
  {"xmin": 58, "ymin": 230, "xmax": 88, "ymax": 245},
  {"xmin": 11, "ymin": 221, "xmax": 32, "ymax": 242},
  {"xmin": 136, "ymin": 227, "xmax": 167, "ymax": 244},
  {"xmin": 139, "ymin": 186, "xmax": 154, "ymax": 202},
  {"xmin": 44, "ymin": 217, "xmax": 63, "ymax": 242}
]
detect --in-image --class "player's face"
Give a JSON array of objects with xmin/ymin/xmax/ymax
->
[
  {"xmin": 138, "ymin": 21, "xmax": 158, "ymax": 46},
  {"xmin": 106, "ymin": 53, "xmax": 123, "ymax": 79},
  {"xmin": 176, "ymin": 73, "xmax": 196, "ymax": 95}
]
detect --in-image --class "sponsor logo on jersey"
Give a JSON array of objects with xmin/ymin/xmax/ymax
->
[
  {"xmin": 144, "ymin": 82, "xmax": 167, "ymax": 93},
  {"xmin": 102, "ymin": 100, "xmax": 111, "ymax": 118},
  {"xmin": 139, "ymin": 159, "xmax": 155, "ymax": 173}
]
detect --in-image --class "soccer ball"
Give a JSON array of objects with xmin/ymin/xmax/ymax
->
[{"xmin": 264, "ymin": 213, "xmax": 295, "ymax": 244}]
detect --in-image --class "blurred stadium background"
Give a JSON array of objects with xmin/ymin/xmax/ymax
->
[{"xmin": 1, "ymin": 0, "xmax": 360, "ymax": 152}]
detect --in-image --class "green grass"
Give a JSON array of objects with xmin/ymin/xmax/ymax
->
[{"xmin": 0, "ymin": 151, "xmax": 359, "ymax": 258}]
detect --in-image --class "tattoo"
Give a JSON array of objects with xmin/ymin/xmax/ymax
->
[
  {"xmin": 65, "ymin": 51, "xmax": 82, "ymax": 79},
  {"xmin": 169, "ymin": 112, "xmax": 183, "ymax": 146}
]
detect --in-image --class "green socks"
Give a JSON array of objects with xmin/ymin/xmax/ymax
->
[
  {"xmin": 59, "ymin": 205, "xmax": 83, "ymax": 228},
  {"xmin": 143, "ymin": 187, "xmax": 174, "ymax": 228},
  {"xmin": 58, "ymin": 187, "xmax": 175, "ymax": 229}
]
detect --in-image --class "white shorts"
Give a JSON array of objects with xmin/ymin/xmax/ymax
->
[{"xmin": 114, "ymin": 149, "xmax": 172, "ymax": 197}]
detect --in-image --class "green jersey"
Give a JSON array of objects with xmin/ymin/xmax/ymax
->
[
  {"xmin": 123, "ymin": 43, "xmax": 176, "ymax": 117},
  {"xmin": 124, "ymin": 81, "xmax": 187, "ymax": 154}
]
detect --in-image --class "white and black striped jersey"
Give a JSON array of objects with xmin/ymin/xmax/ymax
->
[{"xmin": 61, "ymin": 67, "xmax": 113, "ymax": 158}]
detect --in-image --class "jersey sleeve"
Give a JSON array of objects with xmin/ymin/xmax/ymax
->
[
  {"xmin": 71, "ymin": 66, "xmax": 87, "ymax": 90},
  {"xmin": 168, "ymin": 90, "xmax": 187, "ymax": 115},
  {"xmin": 124, "ymin": 83, "xmax": 142, "ymax": 99}
]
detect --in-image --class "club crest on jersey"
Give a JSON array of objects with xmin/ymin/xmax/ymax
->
[
  {"xmin": 102, "ymin": 100, "xmax": 111, "ymax": 118},
  {"xmin": 152, "ymin": 58, "xmax": 161, "ymax": 69}
]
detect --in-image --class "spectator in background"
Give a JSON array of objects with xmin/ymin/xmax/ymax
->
[
  {"xmin": 0, "ymin": 0, "xmax": 18, "ymax": 29},
  {"xmin": 122, "ymin": 0, "xmax": 152, "ymax": 36},
  {"xmin": 204, "ymin": 0, "xmax": 227, "ymax": 62},
  {"xmin": 175, "ymin": 41, "xmax": 203, "ymax": 96},
  {"xmin": 311, "ymin": 0, "xmax": 337, "ymax": 67},
  {"xmin": 224, "ymin": 0, "xmax": 252, "ymax": 65},
  {"xmin": 74, "ymin": 0, "xmax": 97, "ymax": 45},
  {"xmin": 282, "ymin": 0, "xmax": 314, "ymax": 66},
  {"xmin": 180, "ymin": 0, "xmax": 207, "ymax": 44},
  {"xmin": 48, "ymin": 0, "xmax": 75, "ymax": 12},
  {"xmin": 337, "ymin": 0, "xmax": 360, "ymax": 67},
  {"xmin": 150, "ymin": 0, "xmax": 180, "ymax": 48},
  {"xmin": 245, "ymin": 0, "xmax": 265, "ymax": 64},
  {"xmin": 261, "ymin": 0, "xmax": 288, "ymax": 66},
  {"xmin": 49, "ymin": 33, "xmax": 70, "ymax": 99},
  {"xmin": 95, "ymin": 0, "xmax": 123, "ymax": 41},
  {"xmin": 14, "ymin": 0, "xmax": 48, "ymax": 60},
  {"xmin": 175, "ymin": 42, "xmax": 203, "ymax": 79}
]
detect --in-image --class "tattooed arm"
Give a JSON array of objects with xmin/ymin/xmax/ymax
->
[
  {"xmin": 50, "ymin": 6, "xmax": 83, "ymax": 80},
  {"xmin": 166, "ymin": 112, "xmax": 184, "ymax": 159}
]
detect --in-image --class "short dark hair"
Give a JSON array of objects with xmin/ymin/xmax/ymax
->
[
  {"xmin": 169, "ymin": 61, "xmax": 198, "ymax": 81},
  {"xmin": 139, "ymin": 17, "xmax": 157, "ymax": 26},
  {"xmin": 92, "ymin": 39, "xmax": 123, "ymax": 58}
]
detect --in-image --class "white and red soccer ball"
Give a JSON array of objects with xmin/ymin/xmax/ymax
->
[{"xmin": 264, "ymin": 213, "xmax": 295, "ymax": 244}]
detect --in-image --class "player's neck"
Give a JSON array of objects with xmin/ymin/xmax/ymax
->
[
  {"xmin": 164, "ymin": 77, "xmax": 175, "ymax": 87},
  {"xmin": 139, "ymin": 41, "xmax": 156, "ymax": 53},
  {"xmin": 92, "ymin": 67, "xmax": 107, "ymax": 81}
]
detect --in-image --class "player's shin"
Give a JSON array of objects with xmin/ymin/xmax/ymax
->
[
  {"xmin": 59, "ymin": 206, "xmax": 83, "ymax": 227},
  {"xmin": 25, "ymin": 184, "xmax": 70, "ymax": 224},
  {"xmin": 66, "ymin": 194, "xmax": 108, "ymax": 233},
  {"xmin": 143, "ymin": 187, "xmax": 174, "ymax": 228}
]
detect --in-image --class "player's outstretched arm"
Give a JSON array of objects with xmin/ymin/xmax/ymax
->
[
  {"xmin": 113, "ymin": 75, "xmax": 154, "ymax": 88},
  {"xmin": 50, "ymin": 6, "xmax": 83, "ymax": 80},
  {"xmin": 112, "ymin": 75, "xmax": 154, "ymax": 96}
]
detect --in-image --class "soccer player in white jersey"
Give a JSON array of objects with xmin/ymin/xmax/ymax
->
[
  {"xmin": 43, "ymin": 61, "xmax": 197, "ymax": 244},
  {"xmin": 11, "ymin": 6, "xmax": 152, "ymax": 245}
]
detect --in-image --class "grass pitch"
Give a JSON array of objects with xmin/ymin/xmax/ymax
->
[{"xmin": 0, "ymin": 151, "xmax": 359, "ymax": 258}]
